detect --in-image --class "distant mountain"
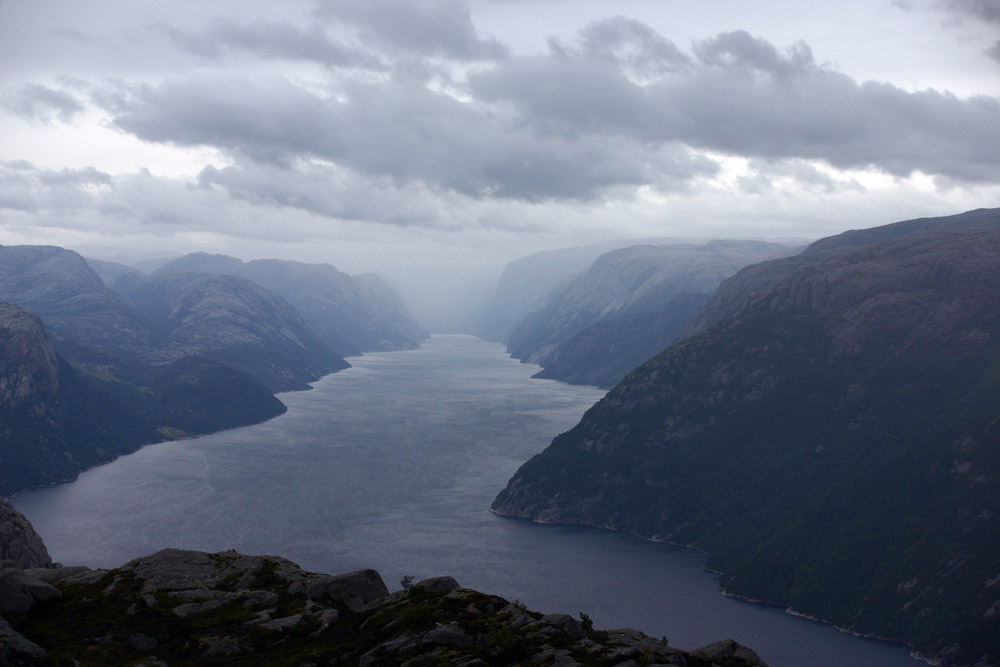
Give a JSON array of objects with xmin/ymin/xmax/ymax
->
[
  {"xmin": 155, "ymin": 253, "xmax": 428, "ymax": 356},
  {"xmin": 0, "ymin": 245, "xmax": 151, "ymax": 360},
  {"xmin": 84, "ymin": 257, "xmax": 145, "ymax": 291},
  {"xmin": 683, "ymin": 207, "xmax": 1000, "ymax": 338},
  {"xmin": 493, "ymin": 225, "xmax": 1000, "ymax": 666},
  {"xmin": 121, "ymin": 272, "xmax": 349, "ymax": 393},
  {"xmin": 507, "ymin": 240, "xmax": 796, "ymax": 386},
  {"xmin": 0, "ymin": 301, "xmax": 285, "ymax": 496},
  {"xmin": 474, "ymin": 238, "xmax": 687, "ymax": 343}
]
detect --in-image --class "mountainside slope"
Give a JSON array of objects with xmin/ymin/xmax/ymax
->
[
  {"xmin": 155, "ymin": 253, "xmax": 428, "ymax": 356},
  {"xmin": 493, "ymin": 229, "xmax": 1000, "ymax": 666},
  {"xmin": 507, "ymin": 240, "xmax": 795, "ymax": 385},
  {"xmin": 0, "ymin": 246, "xmax": 151, "ymax": 360},
  {"xmin": 0, "ymin": 301, "xmax": 285, "ymax": 496},
  {"xmin": 124, "ymin": 272, "xmax": 348, "ymax": 392},
  {"xmin": 683, "ymin": 207, "xmax": 1000, "ymax": 338}
]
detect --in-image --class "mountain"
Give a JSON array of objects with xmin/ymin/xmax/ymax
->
[
  {"xmin": 507, "ymin": 240, "xmax": 796, "ymax": 386},
  {"xmin": 493, "ymin": 227, "xmax": 1000, "ymax": 666},
  {"xmin": 0, "ymin": 543, "xmax": 769, "ymax": 667},
  {"xmin": 154, "ymin": 253, "xmax": 428, "ymax": 356},
  {"xmin": 0, "ymin": 245, "xmax": 151, "ymax": 360},
  {"xmin": 83, "ymin": 257, "xmax": 145, "ymax": 292},
  {"xmin": 0, "ymin": 301, "xmax": 285, "ymax": 496},
  {"xmin": 531, "ymin": 292, "xmax": 710, "ymax": 388},
  {"xmin": 121, "ymin": 272, "xmax": 349, "ymax": 393},
  {"xmin": 683, "ymin": 207, "xmax": 1000, "ymax": 338}
]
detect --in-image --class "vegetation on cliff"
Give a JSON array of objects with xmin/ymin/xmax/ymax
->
[
  {"xmin": 1, "ymin": 547, "xmax": 768, "ymax": 666},
  {"xmin": 494, "ymin": 228, "xmax": 1000, "ymax": 666}
]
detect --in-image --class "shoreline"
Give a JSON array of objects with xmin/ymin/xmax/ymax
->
[{"xmin": 491, "ymin": 507, "xmax": 929, "ymax": 665}]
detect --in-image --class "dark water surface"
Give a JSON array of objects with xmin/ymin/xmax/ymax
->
[{"xmin": 14, "ymin": 335, "xmax": 921, "ymax": 666}]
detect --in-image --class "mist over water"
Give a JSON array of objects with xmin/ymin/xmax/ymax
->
[{"xmin": 14, "ymin": 336, "xmax": 919, "ymax": 666}]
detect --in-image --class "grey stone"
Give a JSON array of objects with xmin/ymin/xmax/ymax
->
[
  {"xmin": 171, "ymin": 600, "xmax": 222, "ymax": 617},
  {"xmin": 422, "ymin": 624, "xmax": 473, "ymax": 646},
  {"xmin": 258, "ymin": 613, "xmax": 304, "ymax": 631},
  {"xmin": 532, "ymin": 613, "xmax": 585, "ymax": 640},
  {"xmin": 25, "ymin": 565, "xmax": 104, "ymax": 586},
  {"xmin": 0, "ymin": 499, "xmax": 52, "ymax": 569},
  {"xmin": 303, "ymin": 568, "xmax": 389, "ymax": 611},
  {"xmin": 0, "ymin": 566, "xmax": 62, "ymax": 614},
  {"xmin": 311, "ymin": 608, "xmax": 340, "ymax": 635},
  {"xmin": 199, "ymin": 637, "xmax": 243, "ymax": 657},
  {"xmin": 692, "ymin": 639, "xmax": 769, "ymax": 667},
  {"xmin": 415, "ymin": 576, "xmax": 461, "ymax": 593},
  {"xmin": 0, "ymin": 614, "xmax": 47, "ymax": 663}
]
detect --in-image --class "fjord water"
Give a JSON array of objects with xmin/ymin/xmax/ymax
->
[{"xmin": 15, "ymin": 335, "xmax": 919, "ymax": 667}]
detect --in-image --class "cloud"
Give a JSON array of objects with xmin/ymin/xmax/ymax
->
[
  {"xmin": 313, "ymin": 0, "xmax": 508, "ymax": 61},
  {"xmin": 156, "ymin": 18, "xmax": 383, "ymax": 69},
  {"xmin": 471, "ymin": 27, "xmax": 1000, "ymax": 182},
  {"xmin": 92, "ymin": 21, "xmax": 1000, "ymax": 204},
  {"xmin": 943, "ymin": 0, "xmax": 1000, "ymax": 24},
  {"xmin": 3, "ymin": 84, "xmax": 85, "ymax": 125},
  {"xmin": 105, "ymin": 69, "xmax": 717, "ymax": 201}
]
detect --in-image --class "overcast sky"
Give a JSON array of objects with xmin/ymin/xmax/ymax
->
[{"xmin": 1, "ymin": 0, "xmax": 998, "ymax": 325}]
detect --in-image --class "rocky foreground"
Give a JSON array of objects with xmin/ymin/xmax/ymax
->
[{"xmin": 0, "ymin": 546, "xmax": 768, "ymax": 667}]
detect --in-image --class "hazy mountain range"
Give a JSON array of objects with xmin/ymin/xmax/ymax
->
[
  {"xmin": 483, "ymin": 239, "xmax": 798, "ymax": 387},
  {"xmin": 0, "ymin": 245, "xmax": 426, "ymax": 496}
]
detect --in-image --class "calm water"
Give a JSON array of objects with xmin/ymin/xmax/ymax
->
[{"xmin": 14, "ymin": 335, "xmax": 920, "ymax": 666}]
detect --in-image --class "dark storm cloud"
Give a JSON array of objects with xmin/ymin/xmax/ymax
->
[
  {"xmin": 945, "ymin": 0, "xmax": 1000, "ymax": 24},
  {"xmin": 4, "ymin": 84, "xmax": 84, "ymax": 125},
  {"xmin": 314, "ymin": 0, "xmax": 508, "ymax": 60},
  {"xmin": 471, "ymin": 27, "xmax": 1000, "ymax": 182},
  {"xmin": 101, "ymin": 20, "xmax": 1000, "ymax": 203},
  {"xmin": 156, "ymin": 18, "xmax": 383, "ymax": 69},
  {"xmin": 108, "ymin": 70, "xmax": 716, "ymax": 201}
]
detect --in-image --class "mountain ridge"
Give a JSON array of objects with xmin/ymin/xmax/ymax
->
[{"xmin": 492, "ymin": 225, "xmax": 1000, "ymax": 666}]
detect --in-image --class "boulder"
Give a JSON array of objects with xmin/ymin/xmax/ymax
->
[
  {"xmin": 0, "ymin": 615, "xmax": 47, "ymax": 664},
  {"xmin": 692, "ymin": 638, "xmax": 770, "ymax": 666},
  {"xmin": 0, "ymin": 564, "xmax": 61, "ymax": 614},
  {"xmin": 301, "ymin": 568, "xmax": 389, "ymax": 611},
  {"xmin": 415, "ymin": 576, "xmax": 461, "ymax": 593}
]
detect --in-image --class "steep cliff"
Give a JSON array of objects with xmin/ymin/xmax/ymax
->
[
  {"xmin": 507, "ymin": 240, "xmax": 795, "ymax": 386},
  {"xmin": 0, "ymin": 301, "xmax": 284, "ymax": 496},
  {"xmin": 683, "ymin": 207, "xmax": 1000, "ymax": 338},
  {"xmin": 0, "ymin": 498, "xmax": 52, "ymax": 570},
  {"xmin": 493, "ymin": 228, "xmax": 1000, "ymax": 666}
]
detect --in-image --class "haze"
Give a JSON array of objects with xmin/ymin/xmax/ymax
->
[{"xmin": 1, "ymin": 0, "xmax": 998, "ymax": 328}]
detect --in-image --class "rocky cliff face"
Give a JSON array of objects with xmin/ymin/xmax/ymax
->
[
  {"xmin": 683, "ymin": 207, "xmax": 1000, "ymax": 338},
  {"xmin": 0, "ymin": 498, "xmax": 52, "ymax": 570},
  {"xmin": 123, "ymin": 272, "xmax": 349, "ymax": 393},
  {"xmin": 0, "ymin": 299, "xmax": 285, "ymax": 496},
  {"xmin": 0, "ymin": 246, "xmax": 151, "ymax": 360},
  {"xmin": 493, "ymin": 227, "xmax": 1000, "ymax": 666},
  {"xmin": 155, "ymin": 253, "xmax": 428, "ymax": 356},
  {"xmin": 506, "ymin": 240, "xmax": 795, "ymax": 385},
  {"xmin": 0, "ymin": 304, "xmax": 59, "ymax": 415},
  {"xmin": 0, "ymin": 547, "xmax": 768, "ymax": 666}
]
